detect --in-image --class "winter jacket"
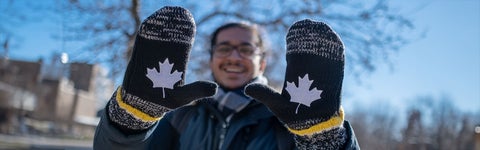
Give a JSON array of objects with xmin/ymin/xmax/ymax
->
[
  {"xmin": 94, "ymin": 75, "xmax": 359, "ymax": 149},
  {"xmin": 94, "ymin": 100, "xmax": 359, "ymax": 150}
]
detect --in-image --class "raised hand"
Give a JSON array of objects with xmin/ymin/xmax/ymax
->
[
  {"xmin": 108, "ymin": 6, "xmax": 217, "ymax": 131},
  {"xmin": 245, "ymin": 19, "xmax": 345, "ymax": 135}
]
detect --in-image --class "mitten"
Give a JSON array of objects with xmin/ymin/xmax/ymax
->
[
  {"xmin": 245, "ymin": 19, "xmax": 345, "ymax": 135},
  {"xmin": 108, "ymin": 6, "xmax": 217, "ymax": 131}
]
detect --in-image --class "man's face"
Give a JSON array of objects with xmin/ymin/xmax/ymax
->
[{"xmin": 210, "ymin": 27, "xmax": 266, "ymax": 89}]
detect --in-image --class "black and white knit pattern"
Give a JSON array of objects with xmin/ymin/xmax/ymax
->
[
  {"xmin": 138, "ymin": 6, "xmax": 196, "ymax": 45},
  {"xmin": 287, "ymin": 111, "xmax": 342, "ymax": 131},
  {"xmin": 120, "ymin": 87, "xmax": 169, "ymax": 117},
  {"xmin": 286, "ymin": 19, "xmax": 344, "ymax": 62},
  {"xmin": 107, "ymin": 89, "xmax": 170, "ymax": 130},
  {"xmin": 294, "ymin": 126, "xmax": 347, "ymax": 150}
]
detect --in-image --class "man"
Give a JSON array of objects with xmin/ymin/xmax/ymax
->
[{"xmin": 94, "ymin": 6, "xmax": 359, "ymax": 149}]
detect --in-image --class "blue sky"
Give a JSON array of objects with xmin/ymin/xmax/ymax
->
[
  {"xmin": 5, "ymin": 1, "xmax": 480, "ymax": 113},
  {"xmin": 344, "ymin": 0, "xmax": 480, "ymax": 113}
]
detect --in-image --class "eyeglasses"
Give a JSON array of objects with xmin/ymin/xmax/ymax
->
[{"xmin": 212, "ymin": 44, "xmax": 263, "ymax": 59}]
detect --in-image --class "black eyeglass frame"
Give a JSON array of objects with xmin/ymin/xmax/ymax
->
[{"xmin": 212, "ymin": 44, "xmax": 264, "ymax": 59}]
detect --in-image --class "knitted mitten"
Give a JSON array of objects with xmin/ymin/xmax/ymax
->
[
  {"xmin": 108, "ymin": 6, "xmax": 217, "ymax": 131},
  {"xmin": 245, "ymin": 19, "xmax": 345, "ymax": 135}
]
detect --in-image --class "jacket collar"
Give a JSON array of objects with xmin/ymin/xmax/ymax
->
[{"xmin": 213, "ymin": 75, "xmax": 269, "ymax": 114}]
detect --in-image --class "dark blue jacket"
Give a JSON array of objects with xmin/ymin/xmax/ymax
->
[{"xmin": 94, "ymin": 100, "xmax": 360, "ymax": 149}]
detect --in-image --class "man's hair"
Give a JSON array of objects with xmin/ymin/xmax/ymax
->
[{"xmin": 209, "ymin": 22, "xmax": 267, "ymax": 60}]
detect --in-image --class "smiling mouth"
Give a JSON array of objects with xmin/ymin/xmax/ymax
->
[{"xmin": 224, "ymin": 67, "xmax": 243, "ymax": 73}]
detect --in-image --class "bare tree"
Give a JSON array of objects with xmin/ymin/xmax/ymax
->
[
  {"xmin": 347, "ymin": 101, "xmax": 400, "ymax": 150},
  {"xmin": 400, "ymin": 109, "xmax": 428, "ymax": 150},
  {"xmin": 368, "ymin": 103, "xmax": 399, "ymax": 150},
  {"xmin": 347, "ymin": 95, "xmax": 479, "ymax": 150},
  {"xmin": 57, "ymin": 0, "xmax": 416, "ymax": 85},
  {"xmin": 402, "ymin": 95, "xmax": 480, "ymax": 150},
  {"xmin": 456, "ymin": 116, "xmax": 475, "ymax": 150},
  {"xmin": 347, "ymin": 107, "xmax": 368, "ymax": 148},
  {"xmin": 429, "ymin": 96, "xmax": 462, "ymax": 150},
  {"xmin": 57, "ymin": 0, "xmax": 141, "ymax": 80}
]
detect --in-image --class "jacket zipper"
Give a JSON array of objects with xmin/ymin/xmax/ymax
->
[
  {"xmin": 218, "ymin": 122, "xmax": 229, "ymax": 150},
  {"xmin": 218, "ymin": 114, "xmax": 233, "ymax": 150}
]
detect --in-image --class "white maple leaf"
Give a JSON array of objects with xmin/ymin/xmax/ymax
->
[
  {"xmin": 146, "ymin": 58, "xmax": 183, "ymax": 98},
  {"xmin": 285, "ymin": 74, "xmax": 323, "ymax": 114}
]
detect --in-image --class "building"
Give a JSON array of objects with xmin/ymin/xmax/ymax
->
[{"xmin": 0, "ymin": 57, "xmax": 113, "ymax": 137}]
